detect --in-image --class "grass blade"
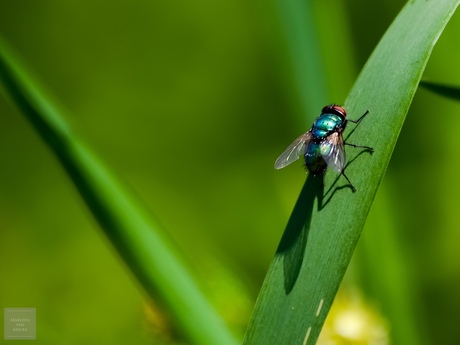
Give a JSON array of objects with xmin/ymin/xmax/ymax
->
[
  {"xmin": 420, "ymin": 80, "xmax": 460, "ymax": 100},
  {"xmin": 243, "ymin": 1, "xmax": 460, "ymax": 344},
  {"xmin": 275, "ymin": 0, "xmax": 329, "ymax": 116},
  {"xmin": 0, "ymin": 36, "xmax": 238, "ymax": 345}
]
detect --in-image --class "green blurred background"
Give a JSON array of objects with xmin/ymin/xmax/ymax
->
[{"xmin": 1, "ymin": 0, "xmax": 460, "ymax": 344}]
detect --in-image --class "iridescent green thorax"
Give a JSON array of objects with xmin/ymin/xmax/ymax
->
[
  {"xmin": 311, "ymin": 113, "xmax": 344, "ymax": 138},
  {"xmin": 304, "ymin": 113, "xmax": 345, "ymax": 175}
]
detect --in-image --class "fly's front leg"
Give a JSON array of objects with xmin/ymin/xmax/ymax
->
[
  {"xmin": 347, "ymin": 110, "xmax": 369, "ymax": 124},
  {"xmin": 345, "ymin": 109, "xmax": 372, "ymax": 151},
  {"xmin": 345, "ymin": 142, "xmax": 373, "ymax": 152}
]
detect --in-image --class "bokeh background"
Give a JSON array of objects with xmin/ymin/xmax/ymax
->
[{"xmin": 0, "ymin": 0, "xmax": 460, "ymax": 344}]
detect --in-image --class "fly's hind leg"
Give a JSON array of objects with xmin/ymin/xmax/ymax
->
[{"xmin": 341, "ymin": 170, "xmax": 357, "ymax": 193}]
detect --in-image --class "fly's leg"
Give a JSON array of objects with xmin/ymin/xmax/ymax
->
[
  {"xmin": 347, "ymin": 110, "xmax": 369, "ymax": 123},
  {"xmin": 345, "ymin": 142, "xmax": 374, "ymax": 152},
  {"xmin": 343, "ymin": 141, "xmax": 373, "ymax": 191},
  {"xmin": 345, "ymin": 110, "xmax": 372, "ymax": 150},
  {"xmin": 341, "ymin": 170, "xmax": 357, "ymax": 193},
  {"xmin": 344, "ymin": 109, "xmax": 372, "ymax": 192}
]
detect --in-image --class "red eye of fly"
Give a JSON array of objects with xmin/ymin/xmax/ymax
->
[
  {"xmin": 322, "ymin": 104, "xmax": 347, "ymax": 117},
  {"xmin": 331, "ymin": 105, "xmax": 347, "ymax": 117}
]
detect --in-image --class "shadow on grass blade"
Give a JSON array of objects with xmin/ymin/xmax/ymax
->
[{"xmin": 278, "ymin": 175, "xmax": 322, "ymax": 293}]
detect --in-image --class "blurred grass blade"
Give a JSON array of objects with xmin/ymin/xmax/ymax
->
[
  {"xmin": 0, "ymin": 37, "xmax": 238, "ymax": 345},
  {"xmin": 356, "ymin": 180, "xmax": 425, "ymax": 345},
  {"xmin": 420, "ymin": 80, "xmax": 460, "ymax": 100},
  {"xmin": 275, "ymin": 0, "xmax": 329, "ymax": 117},
  {"xmin": 243, "ymin": 1, "xmax": 460, "ymax": 344}
]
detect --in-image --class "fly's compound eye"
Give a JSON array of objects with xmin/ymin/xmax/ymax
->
[
  {"xmin": 331, "ymin": 105, "xmax": 347, "ymax": 117},
  {"xmin": 321, "ymin": 104, "xmax": 347, "ymax": 117}
]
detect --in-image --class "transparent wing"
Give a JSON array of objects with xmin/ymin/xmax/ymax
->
[
  {"xmin": 274, "ymin": 132, "xmax": 312, "ymax": 169},
  {"xmin": 320, "ymin": 132, "xmax": 345, "ymax": 173}
]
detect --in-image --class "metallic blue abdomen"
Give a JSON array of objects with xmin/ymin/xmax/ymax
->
[
  {"xmin": 305, "ymin": 142, "xmax": 327, "ymax": 175},
  {"xmin": 311, "ymin": 113, "xmax": 343, "ymax": 138}
]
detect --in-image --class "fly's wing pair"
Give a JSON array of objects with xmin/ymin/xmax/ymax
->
[
  {"xmin": 274, "ymin": 132, "xmax": 312, "ymax": 169},
  {"xmin": 274, "ymin": 131, "xmax": 346, "ymax": 173},
  {"xmin": 320, "ymin": 132, "xmax": 345, "ymax": 173}
]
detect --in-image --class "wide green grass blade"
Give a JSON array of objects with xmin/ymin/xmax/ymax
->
[
  {"xmin": 243, "ymin": 1, "xmax": 460, "ymax": 344},
  {"xmin": 0, "ymin": 37, "xmax": 238, "ymax": 345}
]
